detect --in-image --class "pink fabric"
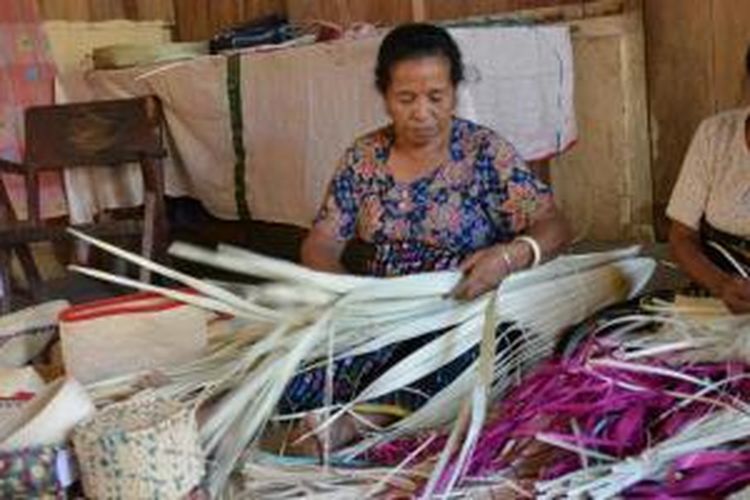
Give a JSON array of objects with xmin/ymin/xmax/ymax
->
[{"xmin": 0, "ymin": 0, "xmax": 65, "ymax": 219}]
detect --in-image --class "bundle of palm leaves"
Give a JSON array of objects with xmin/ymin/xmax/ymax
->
[{"xmin": 66, "ymin": 230, "xmax": 655, "ymax": 496}]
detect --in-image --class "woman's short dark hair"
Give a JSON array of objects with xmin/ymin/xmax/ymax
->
[{"xmin": 375, "ymin": 23, "xmax": 464, "ymax": 94}]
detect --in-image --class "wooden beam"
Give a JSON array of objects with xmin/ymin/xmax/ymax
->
[{"xmin": 411, "ymin": 0, "xmax": 426, "ymax": 21}]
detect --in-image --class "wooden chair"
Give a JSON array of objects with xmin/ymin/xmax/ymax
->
[{"xmin": 0, "ymin": 96, "xmax": 169, "ymax": 313}]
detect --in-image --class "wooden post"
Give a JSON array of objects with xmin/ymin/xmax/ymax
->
[{"xmin": 411, "ymin": 0, "xmax": 426, "ymax": 22}]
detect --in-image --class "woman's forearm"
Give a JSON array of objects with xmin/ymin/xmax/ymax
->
[
  {"xmin": 668, "ymin": 221, "xmax": 730, "ymax": 296},
  {"xmin": 301, "ymin": 229, "xmax": 348, "ymax": 273},
  {"xmin": 499, "ymin": 204, "xmax": 572, "ymax": 272},
  {"xmin": 526, "ymin": 206, "xmax": 572, "ymax": 264}
]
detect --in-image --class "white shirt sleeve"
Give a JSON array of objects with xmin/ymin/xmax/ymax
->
[{"xmin": 666, "ymin": 119, "xmax": 715, "ymax": 230}]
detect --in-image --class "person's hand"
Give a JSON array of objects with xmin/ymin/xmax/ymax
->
[
  {"xmin": 452, "ymin": 243, "xmax": 525, "ymax": 300},
  {"xmin": 718, "ymin": 276, "xmax": 750, "ymax": 314}
]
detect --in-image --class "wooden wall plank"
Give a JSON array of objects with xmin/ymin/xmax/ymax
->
[
  {"xmin": 552, "ymin": 30, "xmax": 627, "ymax": 240},
  {"xmin": 242, "ymin": 0, "xmax": 286, "ymax": 20},
  {"xmin": 87, "ymin": 0, "xmax": 126, "ymax": 21},
  {"xmin": 285, "ymin": 0, "xmax": 601, "ymax": 24},
  {"xmin": 711, "ymin": 0, "xmax": 750, "ymax": 111},
  {"xmin": 37, "ymin": 0, "xmax": 90, "ymax": 20},
  {"xmin": 38, "ymin": 0, "xmax": 174, "ymax": 21},
  {"xmin": 134, "ymin": 0, "xmax": 176, "ymax": 21},
  {"xmin": 174, "ymin": 0, "xmax": 285, "ymax": 40},
  {"xmin": 644, "ymin": 0, "xmax": 714, "ymax": 239},
  {"xmin": 173, "ymin": 0, "xmax": 210, "ymax": 40},
  {"xmin": 208, "ymin": 0, "xmax": 244, "ymax": 34},
  {"xmin": 425, "ymin": 0, "xmax": 586, "ymax": 21},
  {"xmin": 285, "ymin": 0, "xmax": 412, "ymax": 25},
  {"xmin": 619, "ymin": 1, "xmax": 653, "ymax": 240}
]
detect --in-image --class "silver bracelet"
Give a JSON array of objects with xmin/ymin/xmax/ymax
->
[
  {"xmin": 515, "ymin": 235, "xmax": 542, "ymax": 268},
  {"xmin": 500, "ymin": 250, "xmax": 514, "ymax": 273}
]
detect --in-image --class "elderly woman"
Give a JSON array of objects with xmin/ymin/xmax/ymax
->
[
  {"xmin": 278, "ymin": 23, "xmax": 571, "ymax": 453},
  {"xmin": 667, "ymin": 48, "xmax": 750, "ymax": 314}
]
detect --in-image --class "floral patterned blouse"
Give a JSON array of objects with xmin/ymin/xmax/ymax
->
[{"xmin": 314, "ymin": 117, "xmax": 554, "ymax": 276}]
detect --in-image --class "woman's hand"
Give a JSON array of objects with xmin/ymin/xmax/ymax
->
[
  {"xmin": 718, "ymin": 276, "xmax": 750, "ymax": 314},
  {"xmin": 669, "ymin": 221, "xmax": 750, "ymax": 314},
  {"xmin": 451, "ymin": 242, "xmax": 531, "ymax": 300}
]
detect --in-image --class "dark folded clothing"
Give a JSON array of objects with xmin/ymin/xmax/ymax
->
[{"xmin": 210, "ymin": 15, "xmax": 293, "ymax": 54}]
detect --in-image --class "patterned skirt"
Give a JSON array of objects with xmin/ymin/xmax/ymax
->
[{"xmin": 278, "ymin": 323, "xmax": 522, "ymax": 415}]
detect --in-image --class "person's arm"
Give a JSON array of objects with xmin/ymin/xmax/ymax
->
[
  {"xmin": 301, "ymin": 226, "xmax": 348, "ymax": 273},
  {"xmin": 300, "ymin": 146, "xmax": 360, "ymax": 273},
  {"xmin": 452, "ymin": 201, "xmax": 571, "ymax": 300},
  {"xmin": 669, "ymin": 220, "xmax": 750, "ymax": 313},
  {"xmin": 665, "ymin": 115, "xmax": 750, "ymax": 313}
]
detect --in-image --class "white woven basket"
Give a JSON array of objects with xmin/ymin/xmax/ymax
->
[
  {"xmin": 73, "ymin": 398, "xmax": 204, "ymax": 499},
  {"xmin": 0, "ymin": 377, "xmax": 94, "ymax": 450}
]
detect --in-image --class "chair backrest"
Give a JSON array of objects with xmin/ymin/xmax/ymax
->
[{"xmin": 24, "ymin": 96, "xmax": 165, "ymax": 169}]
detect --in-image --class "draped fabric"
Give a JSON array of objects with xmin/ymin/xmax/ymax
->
[{"xmin": 0, "ymin": 0, "xmax": 65, "ymax": 219}]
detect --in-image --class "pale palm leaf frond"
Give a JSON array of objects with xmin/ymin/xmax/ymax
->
[{"xmin": 66, "ymin": 231, "xmax": 656, "ymax": 496}]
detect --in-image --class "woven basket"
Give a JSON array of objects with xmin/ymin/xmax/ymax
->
[
  {"xmin": 0, "ymin": 300, "xmax": 67, "ymax": 368},
  {"xmin": 0, "ymin": 366, "xmax": 45, "ymax": 398},
  {"xmin": 73, "ymin": 398, "xmax": 204, "ymax": 499},
  {"xmin": 0, "ymin": 378, "xmax": 94, "ymax": 451},
  {"xmin": 59, "ymin": 292, "xmax": 208, "ymax": 384}
]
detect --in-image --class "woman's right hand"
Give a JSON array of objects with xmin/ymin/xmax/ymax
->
[{"xmin": 718, "ymin": 276, "xmax": 750, "ymax": 314}]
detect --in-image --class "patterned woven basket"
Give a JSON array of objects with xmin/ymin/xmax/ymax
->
[{"xmin": 73, "ymin": 398, "xmax": 204, "ymax": 499}]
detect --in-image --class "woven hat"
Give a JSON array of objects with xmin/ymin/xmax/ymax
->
[
  {"xmin": 0, "ymin": 300, "xmax": 68, "ymax": 336},
  {"xmin": 0, "ymin": 300, "xmax": 68, "ymax": 368},
  {"xmin": 0, "ymin": 377, "xmax": 95, "ymax": 450},
  {"xmin": 73, "ymin": 398, "xmax": 204, "ymax": 499},
  {"xmin": 0, "ymin": 367, "xmax": 45, "ymax": 398}
]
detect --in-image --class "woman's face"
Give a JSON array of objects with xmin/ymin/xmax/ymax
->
[{"xmin": 384, "ymin": 55, "xmax": 456, "ymax": 148}]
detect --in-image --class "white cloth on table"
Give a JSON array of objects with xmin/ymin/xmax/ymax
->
[{"xmin": 57, "ymin": 26, "xmax": 575, "ymax": 226}]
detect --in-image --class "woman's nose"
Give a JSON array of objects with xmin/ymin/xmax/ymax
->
[{"xmin": 412, "ymin": 99, "xmax": 430, "ymax": 121}]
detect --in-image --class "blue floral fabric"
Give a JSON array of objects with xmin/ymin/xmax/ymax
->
[{"xmin": 314, "ymin": 117, "xmax": 552, "ymax": 276}]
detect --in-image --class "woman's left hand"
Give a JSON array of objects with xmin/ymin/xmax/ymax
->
[{"xmin": 452, "ymin": 243, "xmax": 528, "ymax": 300}]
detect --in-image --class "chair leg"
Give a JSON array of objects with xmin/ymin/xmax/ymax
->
[
  {"xmin": 139, "ymin": 157, "xmax": 168, "ymax": 283},
  {"xmin": 139, "ymin": 192, "xmax": 156, "ymax": 283},
  {"xmin": 14, "ymin": 245, "xmax": 43, "ymax": 299},
  {"xmin": 0, "ymin": 249, "xmax": 11, "ymax": 314},
  {"xmin": 19, "ymin": 171, "xmax": 43, "ymax": 299},
  {"xmin": 0, "ymin": 173, "xmax": 44, "ymax": 297},
  {"xmin": 0, "ymin": 177, "xmax": 19, "ymax": 310}
]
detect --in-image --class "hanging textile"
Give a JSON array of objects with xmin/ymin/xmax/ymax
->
[{"xmin": 0, "ymin": 0, "xmax": 64, "ymax": 219}]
